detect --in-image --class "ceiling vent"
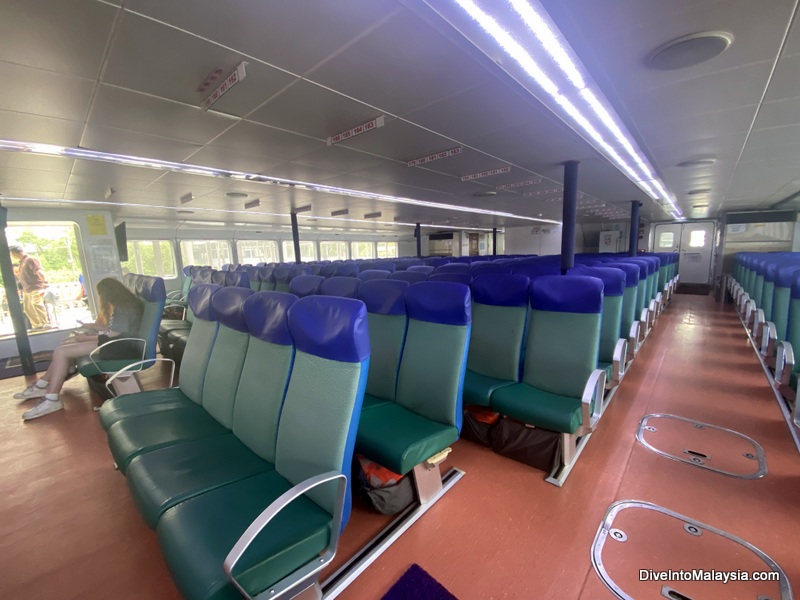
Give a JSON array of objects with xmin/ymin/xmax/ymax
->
[{"xmin": 647, "ymin": 32, "xmax": 733, "ymax": 70}]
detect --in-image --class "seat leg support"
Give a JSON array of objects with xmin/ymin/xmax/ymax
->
[
  {"xmin": 545, "ymin": 431, "xmax": 592, "ymax": 488},
  {"xmin": 412, "ymin": 462, "xmax": 443, "ymax": 504}
]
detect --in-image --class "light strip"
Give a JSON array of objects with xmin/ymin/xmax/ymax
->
[
  {"xmin": 1, "ymin": 196, "xmax": 502, "ymax": 232},
  {"xmin": 0, "ymin": 138, "xmax": 560, "ymax": 225},
  {"xmin": 445, "ymin": 0, "xmax": 683, "ymax": 217}
]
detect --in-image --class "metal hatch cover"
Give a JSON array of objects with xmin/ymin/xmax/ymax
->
[
  {"xmin": 591, "ymin": 500, "xmax": 793, "ymax": 600},
  {"xmin": 636, "ymin": 414, "xmax": 767, "ymax": 479}
]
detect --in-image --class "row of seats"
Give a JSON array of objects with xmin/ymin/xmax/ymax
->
[
  {"xmin": 727, "ymin": 252, "xmax": 800, "ymax": 425},
  {"xmin": 100, "ymin": 286, "xmax": 371, "ymax": 600}
]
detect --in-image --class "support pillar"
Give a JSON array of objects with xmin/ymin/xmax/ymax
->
[
  {"xmin": 560, "ymin": 160, "xmax": 579, "ymax": 274},
  {"xmin": 0, "ymin": 206, "xmax": 35, "ymax": 375},
  {"xmin": 415, "ymin": 223, "xmax": 421, "ymax": 258},
  {"xmin": 629, "ymin": 201, "xmax": 642, "ymax": 257},
  {"xmin": 492, "ymin": 228, "xmax": 497, "ymax": 256},
  {"xmin": 290, "ymin": 212, "xmax": 301, "ymax": 264}
]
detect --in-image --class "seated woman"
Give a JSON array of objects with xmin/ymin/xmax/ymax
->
[{"xmin": 15, "ymin": 278, "xmax": 143, "ymax": 421}]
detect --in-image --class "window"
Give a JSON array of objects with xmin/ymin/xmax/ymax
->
[
  {"xmin": 123, "ymin": 240, "xmax": 177, "ymax": 278},
  {"xmin": 282, "ymin": 240, "xmax": 317, "ymax": 263},
  {"xmin": 376, "ymin": 241, "xmax": 398, "ymax": 258},
  {"xmin": 320, "ymin": 241, "xmax": 348, "ymax": 261},
  {"xmin": 689, "ymin": 230, "xmax": 707, "ymax": 248},
  {"xmin": 179, "ymin": 240, "xmax": 232, "ymax": 269},
  {"xmin": 236, "ymin": 240, "xmax": 279, "ymax": 265},
  {"xmin": 351, "ymin": 241, "xmax": 375, "ymax": 259},
  {"xmin": 658, "ymin": 232, "xmax": 674, "ymax": 248}
]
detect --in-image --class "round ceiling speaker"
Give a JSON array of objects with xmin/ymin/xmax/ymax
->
[{"xmin": 647, "ymin": 32, "xmax": 733, "ymax": 70}]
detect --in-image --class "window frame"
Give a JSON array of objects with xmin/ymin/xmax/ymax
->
[
  {"xmin": 179, "ymin": 239, "xmax": 233, "ymax": 270},
  {"xmin": 124, "ymin": 239, "xmax": 178, "ymax": 279},
  {"xmin": 236, "ymin": 239, "xmax": 280, "ymax": 265}
]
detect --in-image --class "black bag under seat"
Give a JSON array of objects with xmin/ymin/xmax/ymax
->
[{"xmin": 490, "ymin": 417, "xmax": 560, "ymax": 473}]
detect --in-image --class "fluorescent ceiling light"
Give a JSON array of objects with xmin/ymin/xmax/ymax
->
[
  {"xmin": 0, "ymin": 138, "xmax": 560, "ymax": 225},
  {"xmin": 441, "ymin": 0, "xmax": 683, "ymax": 218}
]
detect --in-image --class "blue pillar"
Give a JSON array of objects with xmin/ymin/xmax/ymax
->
[
  {"xmin": 629, "ymin": 201, "xmax": 642, "ymax": 257},
  {"xmin": 560, "ymin": 160, "xmax": 579, "ymax": 274},
  {"xmin": 0, "ymin": 206, "xmax": 35, "ymax": 375},
  {"xmin": 415, "ymin": 223, "xmax": 421, "ymax": 258},
  {"xmin": 492, "ymin": 227, "xmax": 497, "ymax": 256},
  {"xmin": 290, "ymin": 212, "xmax": 301, "ymax": 264}
]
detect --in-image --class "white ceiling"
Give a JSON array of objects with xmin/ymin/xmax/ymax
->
[{"xmin": 0, "ymin": 0, "xmax": 797, "ymax": 232}]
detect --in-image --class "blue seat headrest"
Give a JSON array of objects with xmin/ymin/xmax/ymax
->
[
  {"xmin": 211, "ymin": 286, "xmax": 253, "ymax": 332},
  {"xmin": 777, "ymin": 264, "xmax": 800, "ymax": 288},
  {"xmin": 210, "ymin": 271, "xmax": 227, "ymax": 285},
  {"xmin": 405, "ymin": 281, "xmax": 471, "ymax": 326},
  {"xmin": 244, "ymin": 291, "xmax": 297, "ymax": 345},
  {"xmin": 288, "ymin": 265, "xmax": 312, "ymax": 278},
  {"xmin": 256, "ymin": 266, "xmax": 275, "ymax": 282},
  {"xmin": 790, "ymin": 270, "xmax": 800, "ymax": 299},
  {"xmin": 512, "ymin": 263, "xmax": 561, "ymax": 279},
  {"xmin": 600, "ymin": 261, "xmax": 640, "ymax": 287},
  {"xmin": 389, "ymin": 271, "xmax": 427, "ymax": 284},
  {"xmin": 321, "ymin": 276, "xmax": 361, "ymax": 299},
  {"xmin": 273, "ymin": 266, "xmax": 292, "ymax": 282},
  {"xmin": 289, "ymin": 275, "xmax": 324, "ymax": 298},
  {"xmin": 288, "ymin": 296, "xmax": 370, "ymax": 363},
  {"xmin": 358, "ymin": 270, "xmax": 391, "ymax": 282},
  {"xmin": 615, "ymin": 260, "xmax": 648, "ymax": 279},
  {"xmin": 407, "ymin": 265, "xmax": 435, "ymax": 275},
  {"xmin": 358, "ymin": 279, "xmax": 409, "ymax": 315},
  {"xmin": 472, "ymin": 273, "xmax": 530, "ymax": 307},
  {"xmin": 182, "ymin": 266, "xmax": 192, "ymax": 276},
  {"xmin": 335, "ymin": 264, "xmax": 359, "ymax": 277},
  {"xmin": 429, "ymin": 272, "xmax": 471, "ymax": 285},
  {"xmin": 568, "ymin": 266, "xmax": 625, "ymax": 296},
  {"xmin": 320, "ymin": 264, "xmax": 339, "ymax": 278},
  {"xmin": 140, "ymin": 276, "xmax": 166, "ymax": 302},
  {"xmin": 470, "ymin": 262, "xmax": 512, "ymax": 275},
  {"xmin": 531, "ymin": 275, "xmax": 603, "ymax": 314},
  {"xmin": 434, "ymin": 263, "xmax": 470, "ymax": 274},
  {"xmin": 225, "ymin": 271, "xmax": 250, "ymax": 288},
  {"xmin": 188, "ymin": 284, "xmax": 222, "ymax": 321}
]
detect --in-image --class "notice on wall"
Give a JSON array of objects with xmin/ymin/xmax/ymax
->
[
  {"xmin": 87, "ymin": 214, "xmax": 108, "ymax": 236},
  {"xmin": 87, "ymin": 240, "xmax": 118, "ymax": 275},
  {"xmin": 727, "ymin": 224, "xmax": 747, "ymax": 234}
]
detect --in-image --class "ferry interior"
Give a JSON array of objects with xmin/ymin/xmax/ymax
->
[{"xmin": 1, "ymin": 0, "xmax": 799, "ymax": 599}]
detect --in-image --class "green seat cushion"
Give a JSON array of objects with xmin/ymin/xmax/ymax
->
[
  {"xmin": 597, "ymin": 361, "xmax": 613, "ymax": 381},
  {"xmin": 76, "ymin": 355, "xmax": 142, "ymax": 377},
  {"xmin": 463, "ymin": 369, "xmax": 515, "ymax": 407},
  {"xmin": 157, "ymin": 470, "xmax": 332, "ymax": 600},
  {"xmin": 99, "ymin": 388, "xmax": 192, "ymax": 431},
  {"xmin": 356, "ymin": 403, "xmax": 458, "ymax": 475},
  {"xmin": 491, "ymin": 382, "xmax": 585, "ymax": 434},
  {"xmin": 361, "ymin": 393, "xmax": 391, "ymax": 411},
  {"xmin": 126, "ymin": 434, "xmax": 274, "ymax": 528},
  {"xmin": 107, "ymin": 406, "xmax": 227, "ymax": 472}
]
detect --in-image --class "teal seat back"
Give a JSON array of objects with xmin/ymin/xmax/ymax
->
[
  {"xmin": 616, "ymin": 260, "xmax": 648, "ymax": 316},
  {"xmin": 135, "ymin": 276, "xmax": 166, "ymax": 362},
  {"xmin": 179, "ymin": 284, "xmax": 221, "ymax": 404},
  {"xmin": 275, "ymin": 296, "xmax": 370, "ymax": 524},
  {"xmin": 357, "ymin": 280, "xmax": 410, "ymax": 402},
  {"xmin": 394, "ymin": 282, "xmax": 471, "ymax": 430},
  {"xmin": 467, "ymin": 274, "xmax": 529, "ymax": 381},
  {"xmin": 232, "ymin": 292, "xmax": 297, "ymax": 462},
  {"xmin": 201, "ymin": 287, "xmax": 254, "ymax": 428},
  {"xmin": 601, "ymin": 261, "xmax": 639, "ymax": 340},
  {"xmin": 772, "ymin": 264, "xmax": 800, "ymax": 340},
  {"xmin": 569, "ymin": 267, "xmax": 625, "ymax": 363},
  {"xmin": 523, "ymin": 276, "xmax": 602, "ymax": 398}
]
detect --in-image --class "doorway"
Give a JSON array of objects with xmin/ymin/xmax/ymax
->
[
  {"xmin": 653, "ymin": 221, "xmax": 715, "ymax": 285},
  {"xmin": 468, "ymin": 233, "xmax": 479, "ymax": 256}
]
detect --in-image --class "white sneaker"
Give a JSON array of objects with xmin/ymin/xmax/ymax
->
[
  {"xmin": 22, "ymin": 398, "xmax": 64, "ymax": 421},
  {"xmin": 14, "ymin": 383, "xmax": 48, "ymax": 401}
]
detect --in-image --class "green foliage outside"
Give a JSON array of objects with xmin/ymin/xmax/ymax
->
[{"xmin": 2, "ymin": 226, "xmax": 82, "ymax": 286}]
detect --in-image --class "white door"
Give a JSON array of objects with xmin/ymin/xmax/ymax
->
[
  {"xmin": 653, "ymin": 221, "xmax": 715, "ymax": 284},
  {"xmin": 677, "ymin": 222, "xmax": 715, "ymax": 284}
]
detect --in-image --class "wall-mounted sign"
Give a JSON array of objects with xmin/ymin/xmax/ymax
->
[
  {"xmin": 461, "ymin": 166, "xmax": 511, "ymax": 181},
  {"xmin": 86, "ymin": 214, "xmax": 107, "ymax": 236},
  {"xmin": 407, "ymin": 146, "xmax": 462, "ymax": 167},
  {"xmin": 523, "ymin": 187, "xmax": 563, "ymax": 197},
  {"xmin": 496, "ymin": 178, "xmax": 542, "ymax": 190},
  {"xmin": 202, "ymin": 62, "xmax": 247, "ymax": 111},
  {"xmin": 327, "ymin": 116, "xmax": 385, "ymax": 146}
]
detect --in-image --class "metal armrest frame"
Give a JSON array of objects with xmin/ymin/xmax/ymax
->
[
  {"xmin": 88, "ymin": 337, "xmax": 147, "ymax": 372},
  {"xmin": 744, "ymin": 299, "xmax": 757, "ymax": 328},
  {"xmin": 104, "ymin": 357, "xmax": 177, "ymax": 394},
  {"xmin": 608, "ymin": 338, "xmax": 628, "ymax": 388},
  {"xmin": 775, "ymin": 341, "xmax": 795, "ymax": 389},
  {"xmin": 752, "ymin": 308, "xmax": 765, "ymax": 341},
  {"xmin": 628, "ymin": 321, "xmax": 641, "ymax": 360},
  {"xmin": 640, "ymin": 308, "xmax": 651, "ymax": 337},
  {"xmin": 224, "ymin": 471, "xmax": 347, "ymax": 600},
  {"xmin": 761, "ymin": 321, "xmax": 777, "ymax": 360},
  {"xmin": 580, "ymin": 368, "xmax": 607, "ymax": 431}
]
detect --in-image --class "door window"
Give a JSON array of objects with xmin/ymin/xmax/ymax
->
[
  {"xmin": 658, "ymin": 232, "xmax": 674, "ymax": 248},
  {"xmin": 688, "ymin": 230, "xmax": 707, "ymax": 248}
]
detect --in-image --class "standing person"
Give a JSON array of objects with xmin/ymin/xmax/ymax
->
[
  {"xmin": 9, "ymin": 245, "xmax": 49, "ymax": 330},
  {"xmin": 14, "ymin": 278, "xmax": 143, "ymax": 421}
]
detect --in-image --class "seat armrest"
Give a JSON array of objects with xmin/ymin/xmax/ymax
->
[
  {"xmin": 761, "ymin": 321, "xmax": 776, "ymax": 358},
  {"xmin": 580, "ymin": 369, "xmax": 606, "ymax": 433},
  {"xmin": 88, "ymin": 338, "xmax": 147, "ymax": 372},
  {"xmin": 775, "ymin": 341, "xmax": 795, "ymax": 388},
  {"xmin": 224, "ymin": 471, "xmax": 347, "ymax": 600},
  {"xmin": 611, "ymin": 338, "xmax": 628, "ymax": 385},
  {"xmin": 628, "ymin": 321, "xmax": 641, "ymax": 359},
  {"xmin": 104, "ymin": 357, "xmax": 176, "ymax": 395}
]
